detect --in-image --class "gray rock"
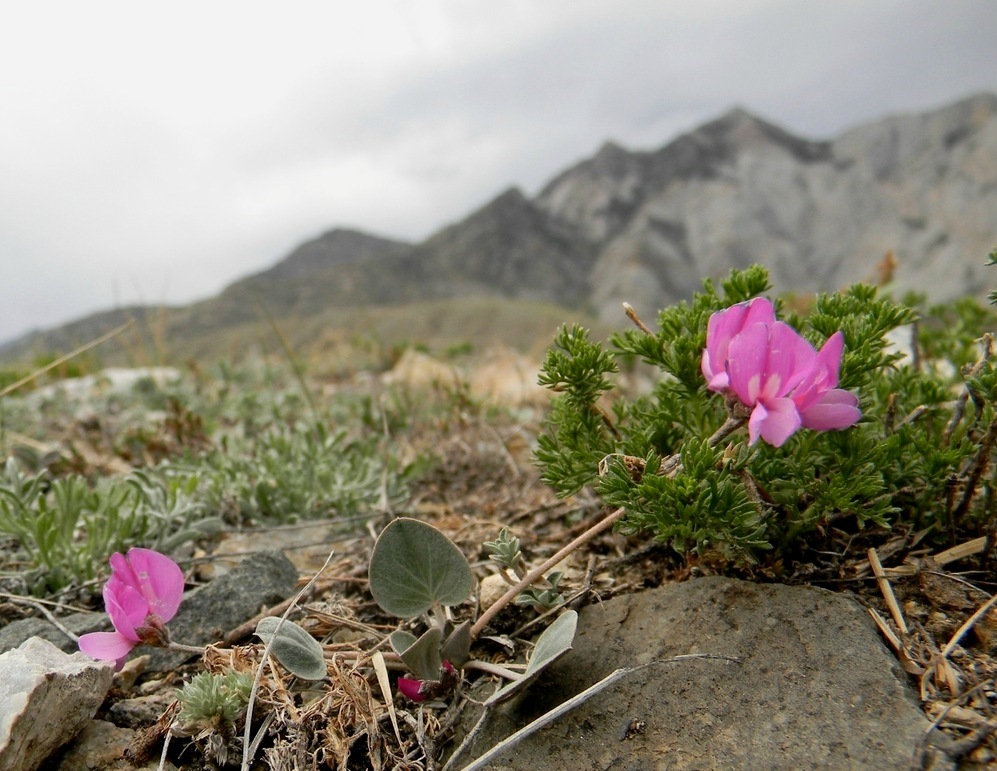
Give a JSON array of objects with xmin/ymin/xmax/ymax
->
[
  {"xmin": 107, "ymin": 692, "xmax": 175, "ymax": 730},
  {"xmin": 452, "ymin": 577, "xmax": 931, "ymax": 770},
  {"xmin": 0, "ymin": 612, "xmax": 107, "ymax": 655},
  {"xmin": 0, "ymin": 637, "xmax": 114, "ymax": 771},
  {"xmin": 146, "ymin": 549, "xmax": 298, "ymax": 671},
  {"xmin": 47, "ymin": 719, "xmax": 174, "ymax": 771}
]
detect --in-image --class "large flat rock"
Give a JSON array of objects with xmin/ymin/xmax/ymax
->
[
  {"xmin": 453, "ymin": 576, "xmax": 930, "ymax": 769},
  {"xmin": 0, "ymin": 638, "xmax": 114, "ymax": 771}
]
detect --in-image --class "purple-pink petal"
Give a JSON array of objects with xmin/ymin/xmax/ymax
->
[
  {"xmin": 792, "ymin": 332, "xmax": 845, "ymax": 412},
  {"xmin": 77, "ymin": 630, "xmax": 136, "ymax": 666},
  {"xmin": 748, "ymin": 398, "xmax": 802, "ymax": 447},
  {"xmin": 702, "ymin": 299, "xmax": 860, "ymax": 448},
  {"xmin": 727, "ymin": 323, "xmax": 773, "ymax": 405},
  {"xmin": 815, "ymin": 332, "xmax": 844, "ymax": 387},
  {"xmin": 702, "ymin": 298, "xmax": 775, "ymax": 391},
  {"xmin": 79, "ymin": 548, "xmax": 185, "ymax": 666},
  {"xmin": 123, "ymin": 548, "xmax": 185, "ymax": 622},
  {"xmin": 799, "ymin": 389, "xmax": 861, "ymax": 431},
  {"xmin": 398, "ymin": 677, "xmax": 426, "ymax": 702},
  {"xmin": 766, "ymin": 322, "xmax": 818, "ymax": 396},
  {"xmin": 104, "ymin": 581, "xmax": 148, "ymax": 642}
]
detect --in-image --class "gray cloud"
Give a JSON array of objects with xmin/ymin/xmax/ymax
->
[{"xmin": 1, "ymin": 0, "xmax": 995, "ymax": 346}]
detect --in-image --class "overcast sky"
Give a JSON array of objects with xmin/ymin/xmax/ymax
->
[{"xmin": 2, "ymin": 1, "xmax": 995, "ymax": 346}]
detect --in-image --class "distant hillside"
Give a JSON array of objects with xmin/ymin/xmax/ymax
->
[
  {"xmin": 535, "ymin": 92, "xmax": 997, "ymax": 318},
  {"xmin": 3, "ymin": 92, "xmax": 995, "ymax": 364}
]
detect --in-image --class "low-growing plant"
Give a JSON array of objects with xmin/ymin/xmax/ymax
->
[
  {"xmin": 536, "ymin": 264, "xmax": 997, "ymax": 566},
  {"xmin": 368, "ymin": 517, "xmax": 576, "ymax": 703},
  {"xmin": 0, "ymin": 459, "xmax": 220, "ymax": 594},
  {"xmin": 197, "ymin": 420, "xmax": 415, "ymax": 524},
  {"xmin": 484, "ymin": 527, "xmax": 566, "ymax": 612},
  {"xmin": 175, "ymin": 670, "xmax": 254, "ymax": 737}
]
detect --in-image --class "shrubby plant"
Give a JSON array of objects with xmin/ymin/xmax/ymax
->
[{"xmin": 536, "ymin": 264, "xmax": 997, "ymax": 565}]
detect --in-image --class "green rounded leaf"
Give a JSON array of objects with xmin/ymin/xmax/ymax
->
[
  {"xmin": 368, "ymin": 518, "xmax": 474, "ymax": 618},
  {"xmin": 441, "ymin": 620, "xmax": 472, "ymax": 668},
  {"xmin": 255, "ymin": 617, "xmax": 327, "ymax": 681},
  {"xmin": 397, "ymin": 627, "xmax": 443, "ymax": 681},
  {"xmin": 389, "ymin": 630, "xmax": 418, "ymax": 655},
  {"xmin": 486, "ymin": 610, "xmax": 577, "ymax": 705}
]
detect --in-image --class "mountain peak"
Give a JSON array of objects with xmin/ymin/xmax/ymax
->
[
  {"xmin": 693, "ymin": 107, "xmax": 832, "ymax": 162},
  {"xmin": 4, "ymin": 92, "xmax": 994, "ymax": 362},
  {"xmin": 246, "ymin": 227, "xmax": 412, "ymax": 284}
]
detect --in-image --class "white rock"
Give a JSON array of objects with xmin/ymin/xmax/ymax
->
[{"xmin": 0, "ymin": 637, "xmax": 114, "ymax": 771}]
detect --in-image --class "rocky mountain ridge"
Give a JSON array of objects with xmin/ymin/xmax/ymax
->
[{"xmin": 4, "ymin": 92, "xmax": 995, "ymax": 360}]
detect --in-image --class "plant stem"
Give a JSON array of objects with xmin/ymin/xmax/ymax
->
[
  {"xmin": 462, "ymin": 659, "xmax": 523, "ymax": 680},
  {"xmin": 165, "ymin": 642, "xmax": 208, "ymax": 655},
  {"xmin": 658, "ymin": 414, "xmax": 746, "ymax": 478},
  {"xmin": 470, "ymin": 507, "xmax": 625, "ymax": 640},
  {"xmin": 708, "ymin": 414, "xmax": 748, "ymax": 448}
]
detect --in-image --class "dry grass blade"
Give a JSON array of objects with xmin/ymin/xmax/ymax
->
[
  {"xmin": 933, "ymin": 536, "xmax": 989, "ymax": 566},
  {"xmin": 941, "ymin": 591, "xmax": 997, "ymax": 658},
  {"xmin": 0, "ymin": 318, "xmax": 134, "ymax": 398},
  {"xmin": 868, "ymin": 547, "xmax": 909, "ymax": 635},
  {"xmin": 242, "ymin": 550, "xmax": 336, "ymax": 771},
  {"xmin": 371, "ymin": 651, "xmax": 403, "ymax": 746},
  {"xmin": 867, "ymin": 606, "xmax": 902, "ymax": 652}
]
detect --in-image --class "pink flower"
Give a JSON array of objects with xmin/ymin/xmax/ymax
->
[
  {"xmin": 397, "ymin": 675, "xmax": 428, "ymax": 702},
  {"xmin": 78, "ymin": 548, "xmax": 185, "ymax": 668},
  {"xmin": 703, "ymin": 301, "xmax": 861, "ymax": 447},
  {"xmin": 701, "ymin": 297, "xmax": 776, "ymax": 391},
  {"xmin": 398, "ymin": 661, "xmax": 457, "ymax": 702},
  {"xmin": 789, "ymin": 331, "xmax": 862, "ymax": 432},
  {"xmin": 726, "ymin": 320, "xmax": 817, "ymax": 446}
]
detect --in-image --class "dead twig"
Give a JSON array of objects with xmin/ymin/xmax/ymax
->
[
  {"xmin": 622, "ymin": 302, "xmax": 654, "ymax": 337},
  {"xmin": 867, "ymin": 547, "xmax": 909, "ymax": 635},
  {"xmin": 470, "ymin": 507, "xmax": 626, "ymax": 640},
  {"xmin": 941, "ymin": 591, "xmax": 997, "ymax": 659}
]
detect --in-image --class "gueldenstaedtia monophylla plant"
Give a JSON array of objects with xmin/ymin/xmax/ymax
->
[
  {"xmin": 536, "ymin": 263, "xmax": 997, "ymax": 566},
  {"xmin": 368, "ymin": 517, "xmax": 577, "ymax": 703}
]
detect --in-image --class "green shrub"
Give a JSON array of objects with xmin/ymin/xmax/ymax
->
[{"xmin": 536, "ymin": 265, "xmax": 997, "ymax": 566}]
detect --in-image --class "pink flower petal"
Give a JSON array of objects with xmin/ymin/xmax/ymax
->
[
  {"xmin": 78, "ymin": 630, "xmax": 136, "ymax": 665},
  {"xmin": 124, "ymin": 548, "xmax": 185, "ymax": 622},
  {"xmin": 766, "ymin": 322, "xmax": 817, "ymax": 396},
  {"xmin": 800, "ymin": 389, "xmax": 861, "ymax": 431},
  {"xmin": 749, "ymin": 398, "xmax": 802, "ymax": 447},
  {"xmin": 104, "ymin": 582, "xmax": 148, "ymax": 642},
  {"xmin": 792, "ymin": 332, "xmax": 845, "ymax": 412},
  {"xmin": 815, "ymin": 332, "xmax": 844, "ymax": 387},
  {"xmin": 398, "ymin": 677, "xmax": 426, "ymax": 701},
  {"xmin": 727, "ymin": 323, "xmax": 772, "ymax": 405},
  {"xmin": 701, "ymin": 348, "xmax": 728, "ymax": 391},
  {"xmin": 702, "ymin": 298, "xmax": 775, "ymax": 391}
]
